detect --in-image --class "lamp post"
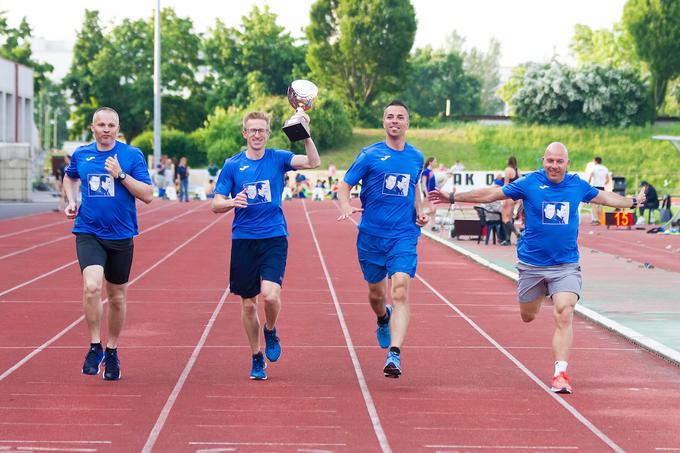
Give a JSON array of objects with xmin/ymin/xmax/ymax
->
[{"xmin": 153, "ymin": 0, "xmax": 161, "ymax": 168}]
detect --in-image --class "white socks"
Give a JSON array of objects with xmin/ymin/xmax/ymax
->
[{"xmin": 554, "ymin": 360, "xmax": 568, "ymax": 377}]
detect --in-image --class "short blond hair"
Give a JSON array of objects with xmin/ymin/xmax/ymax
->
[{"xmin": 242, "ymin": 111, "xmax": 270, "ymax": 130}]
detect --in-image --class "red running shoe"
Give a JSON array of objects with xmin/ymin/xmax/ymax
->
[{"xmin": 551, "ymin": 371, "xmax": 573, "ymax": 394}]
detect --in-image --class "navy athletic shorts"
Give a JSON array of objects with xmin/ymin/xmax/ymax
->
[{"xmin": 229, "ymin": 236, "xmax": 288, "ymax": 298}]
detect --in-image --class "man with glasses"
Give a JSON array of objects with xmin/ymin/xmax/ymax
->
[{"xmin": 212, "ymin": 111, "xmax": 320, "ymax": 380}]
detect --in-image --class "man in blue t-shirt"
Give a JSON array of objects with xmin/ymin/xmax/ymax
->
[
  {"xmin": 429, "ymin": 142, "xmax": 646, "ymax": 394},
  {"xmin": 338, "ymin": 100, "xmax": 429, "ymax": 378},
  {"xmin": 63, "ymin": 107, "xmax": 153, "ymax": 381},
  {"xmin": 212, "ymin": 110, "xmax": 320, "ymax": 380}
]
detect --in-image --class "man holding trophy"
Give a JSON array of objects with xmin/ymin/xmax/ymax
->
[
  {"xmin": 337, "ymin": 100, "xmax": 429, "ymax": 378},
  {"xmin": 212, "ymin": 80, "xmax": 320, "ymax": 380}
]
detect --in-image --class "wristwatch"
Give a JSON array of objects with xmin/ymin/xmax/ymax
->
[
  {"xmin": 448, "ymin": 191, "xmax": 455, "ymax": 204},
  {"xmin": 630, "ymin": 196, "xmax": 637, "ymax": 209},
  {"xmin": 117, "ymin": 171, "xmax": 127, "ymax": 182}
]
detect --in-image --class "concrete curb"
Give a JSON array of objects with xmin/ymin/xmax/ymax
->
[{"xmin": 422, "ymin": 229, "xmax": 680, "ymax": 367}]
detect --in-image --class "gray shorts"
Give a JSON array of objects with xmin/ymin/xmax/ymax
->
[{"xmin": 516, "ymin": 261, "xmax": 582, "ymax": 303}]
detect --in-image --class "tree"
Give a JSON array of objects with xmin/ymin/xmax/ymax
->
[
  {"xmin": 445, "ymin": 31, "xmax": 503, "ymax": 114},
  {"xmin": 624, "ymin": 0, "xmax": 680, "ymax": 112},
  {"xmin": 306, "ymin": 0, "xmax": 416, "ymax": 119},
  {"xmin": 202, "ymin": 6, "xmax": 307, "ymax": 112},
  {"xmin": 569, "ymin": 23, "xmax": 642, "ymax": 71},
  {"xmin": 63, "ymin": 8, "xmax": 204, "ymax": 143},
  {"xmin": 0, "ymin": 13, "xmax": 54, "ymax": 93},
  {"xmin": 402, "ymin": 47, "xmax": 481, "ymax": 118},
  {"xmin": 62, "ymin": 10, "xmax": 106, "ymax": 136}
]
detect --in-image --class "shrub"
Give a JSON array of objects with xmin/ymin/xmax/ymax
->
[
  {"xmin": 131, "ymin": 129, "xmax": 207, "ymax": 166},
  {"xmin": 512, "ymin": 62, "xmax": 649, "ymax": 127}
]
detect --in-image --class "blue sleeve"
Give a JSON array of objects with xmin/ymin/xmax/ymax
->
[
  {"xmin": 581, "ymin": 179, "xmax": 599, "ymax": 203},
  {"xmin": 343, "ymin": 151, "xmax": 369, "ymax": 186},
  {"xmin": 214, "ymin": 162, "xmax": 233, "ymax": 197},
  {"xmin": 275, "ymin": 149, "xmax": 295, "ymax": 172},
  {"xmin": 502, "ymin": 175, "xmax": 528, "ymax": 201},
  {"xmin": 65, "ymin": 152, "xmax": 80, "ymax": 179},
  {"xmin": 129, "ymin": 149, "xmax": 152, "ymax": 184}
]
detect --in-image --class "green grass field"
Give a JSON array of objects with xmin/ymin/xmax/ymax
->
[{"xmin": 320, "ymin": 122, "xmax": 680, "ymax": 194}]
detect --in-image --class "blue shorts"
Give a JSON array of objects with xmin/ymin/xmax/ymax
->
[
  {"xmin": 230, "ymin": 236, "xmax": 288, "ymax": 298},
  {"xmin": 356, "ymin": 231, "xmax": 418, "ymax": 284}
]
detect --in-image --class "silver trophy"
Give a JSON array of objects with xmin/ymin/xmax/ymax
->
[{"xmin": 282, "ymin": 80, "xmax": 318, "ymax": 142}]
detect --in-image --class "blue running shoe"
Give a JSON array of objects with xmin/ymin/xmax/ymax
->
[
  {"xmin": 383, "ymin": 351, "xmax": 401, "ymax": 378},
  {"xmin": 82, "ymin": 343, "xmax": 104, "ymax": 375},
  {"xmin": 376, "ymin": 305, "xmax": 392, "ymax": 349},
  {"xmin": 103, "ymin": 348, "xmax": 121, "ymax": 381},
  {"xmin": 263, "ymin": 326, "xmax": 281, "ymax": 362},
  {"xmin": 250, "ymin": 352, "xmax": 267, "ymax": 380}
]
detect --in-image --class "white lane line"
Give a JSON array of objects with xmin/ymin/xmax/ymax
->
[
  {"xmin": 0, "ymin": 203, "xmax": 174, "ymax": 260},
  {"xmin": 0, "ymin": 203, "xmax": 207, "ymax": 298},
  {"xmin": 425, "ymin": 445, "xmax": 578, "ymax": 450},
  {"xmin": 202, "ymin": 408, "xmax": 337, "ymax": 413},
  {"xmin": 141, "ymin": 286, "xmax": 230, "ymax": 453},
  {"xmin": 0, "ymin": 422, "xmax": 121, "ymax": 427},
  {"xmin": 10, "ymin": 393, "xmax": 141, "ymax": 398},
  {"xmin": 302, "ymin": 199, "xmax": 392, "ymax": 453},
  {"xmin": 0, "ymin": 213, "xmax": 227, "ymax": 382},
  {"xmin": 189, "ymin": 442, "xmax": 346, "ymax": 447},
  {"xmin": 0, "ymin": 219, "xmax": 69, "ymax": 239},
  {"xmin": 206, "ymin": 395, "xmax": 335, "ymax": 399},
  {"xmin": 0, "ymin": 441, "xmax": 110, "ymax": 444},
  {"xmin": 196, "ymin": 424, "xmax": 340, "ymax": 430},
  {"xmin": 195, "ymin": 449, "xmax": 236, "ymax": 453},
  {"xmin": 15, "ymin": 448, "xmax": 97, "ymax": 452},
  {"xmin": 416, "ymin": 273, "xmax": 625, "ymax": 453},
  {"xmin": 421, "ymin": 229, "xmax": 680, "ymax": 366}
]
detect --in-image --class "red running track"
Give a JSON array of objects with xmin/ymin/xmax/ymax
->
[{"xmin": 0, "ymin": 199, "xmax": 678, "ymax": 452}]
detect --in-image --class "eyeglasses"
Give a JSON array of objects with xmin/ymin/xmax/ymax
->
[{"xmin": 244, "ymin": 128, "xmax": 269, "ymax": 136}]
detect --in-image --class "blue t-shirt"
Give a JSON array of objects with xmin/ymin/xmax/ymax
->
[
  {"xmin": 66, "ymin": 141, "xmax": 151, "ymax": 240},
  {"xmin": 344, "ymin": 141, "xmax": 424, "ymax": 238},
  {"xmin": 214, "ymin": 148, "xmax": 294, "ymax": 239},
  {"xmin": 502, "ymin": 170, "xmax": 598, "ymax": 266},
  {"xmin": 421, "ymin": 168, "xmax": 436, "ymax": 191}
]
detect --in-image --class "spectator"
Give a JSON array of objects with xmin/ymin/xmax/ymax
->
[
  {"xmin": 327, "ymin": 163, "xmax": 337, "ymax": 187},
  {"xmin": 638, "ymin": 181, "xmax": 659, "ymax": 224},
  {"xmin": 175, "ymin": 157, "xmax": 190, "ymax": 202},
  {"xmin": 588, "ymin": 156, "xmax": 610, "ymax": 224},
  {"xmin": 450, "ymin": 160, "xmax": 465, "ymax": 172}
]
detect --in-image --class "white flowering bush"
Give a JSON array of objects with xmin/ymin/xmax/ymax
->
[{"xmin": 512, "ymin": 62, "xmax": 649, "ymax": 127}]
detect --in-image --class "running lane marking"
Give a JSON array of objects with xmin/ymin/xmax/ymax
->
[
  {"xmin": 0, "ymin": 212, "xmax": 228, "ymax": 382},
  {"xmin": 302, "ymin": 199, "xmax": 392, "ymax": 453},
  {"xmin": 416, "ymin": 272, "xmax": 625, "ymax": 453},
  {"xmin": 0, "ymin": 203, "xmax": 208, "ymax": 297},
  {"xmin": 0, "ymin": 203, "xmax": 175, "ymax": 260},
  {"xmin": 141, "ymin": 286, "xmax": 230, "ymax": 453}
]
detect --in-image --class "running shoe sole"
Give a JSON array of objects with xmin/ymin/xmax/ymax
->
[{"xmin": 383, "ymin": 364, "xmax": 401, "ymax": 378}]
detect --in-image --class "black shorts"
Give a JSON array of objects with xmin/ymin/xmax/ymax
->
[
  {"xmin": 76, "ymin": 234, "xmax": 134, "ymax": 285},
  {"xmin": 230, "ymin": 236, "xmax": 288, "ymax": 298}
]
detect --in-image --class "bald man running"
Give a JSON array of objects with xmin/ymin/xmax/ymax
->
[{"xmin": 429, "ymin": 142, "xmax": 646, "ymax": 394}]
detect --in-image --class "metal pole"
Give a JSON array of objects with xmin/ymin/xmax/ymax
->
[
  {"xmin": 44, "ymin": 105, "xmax": 51, "ymax": 150},
  {"xmin": 153, "ymin": 0, "xmax": 161, "ymax": 168},
  {"xmin": 53, "ymin": 109, "xmax": 58, "ymax": 149}
]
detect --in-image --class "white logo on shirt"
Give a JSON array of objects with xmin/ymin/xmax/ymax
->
[
  {"xmin": 539, "ymin": 185, "xmax": 548, "ymax": 189},
  {"xmin": 86, "ymin": 156, "xmax": 96, "ymax": 161},
  {"xmin": 239, "ymin": 165, "xmax": 250, "ymax": 171},
  {"xmin": 380, "ymin": 155, "xmax": 391, "ymax": 161}
]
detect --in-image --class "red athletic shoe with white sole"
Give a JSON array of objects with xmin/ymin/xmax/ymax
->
[{"xmin": 551, "ymin": 371, "xmax": 573, "ymax": 394}]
